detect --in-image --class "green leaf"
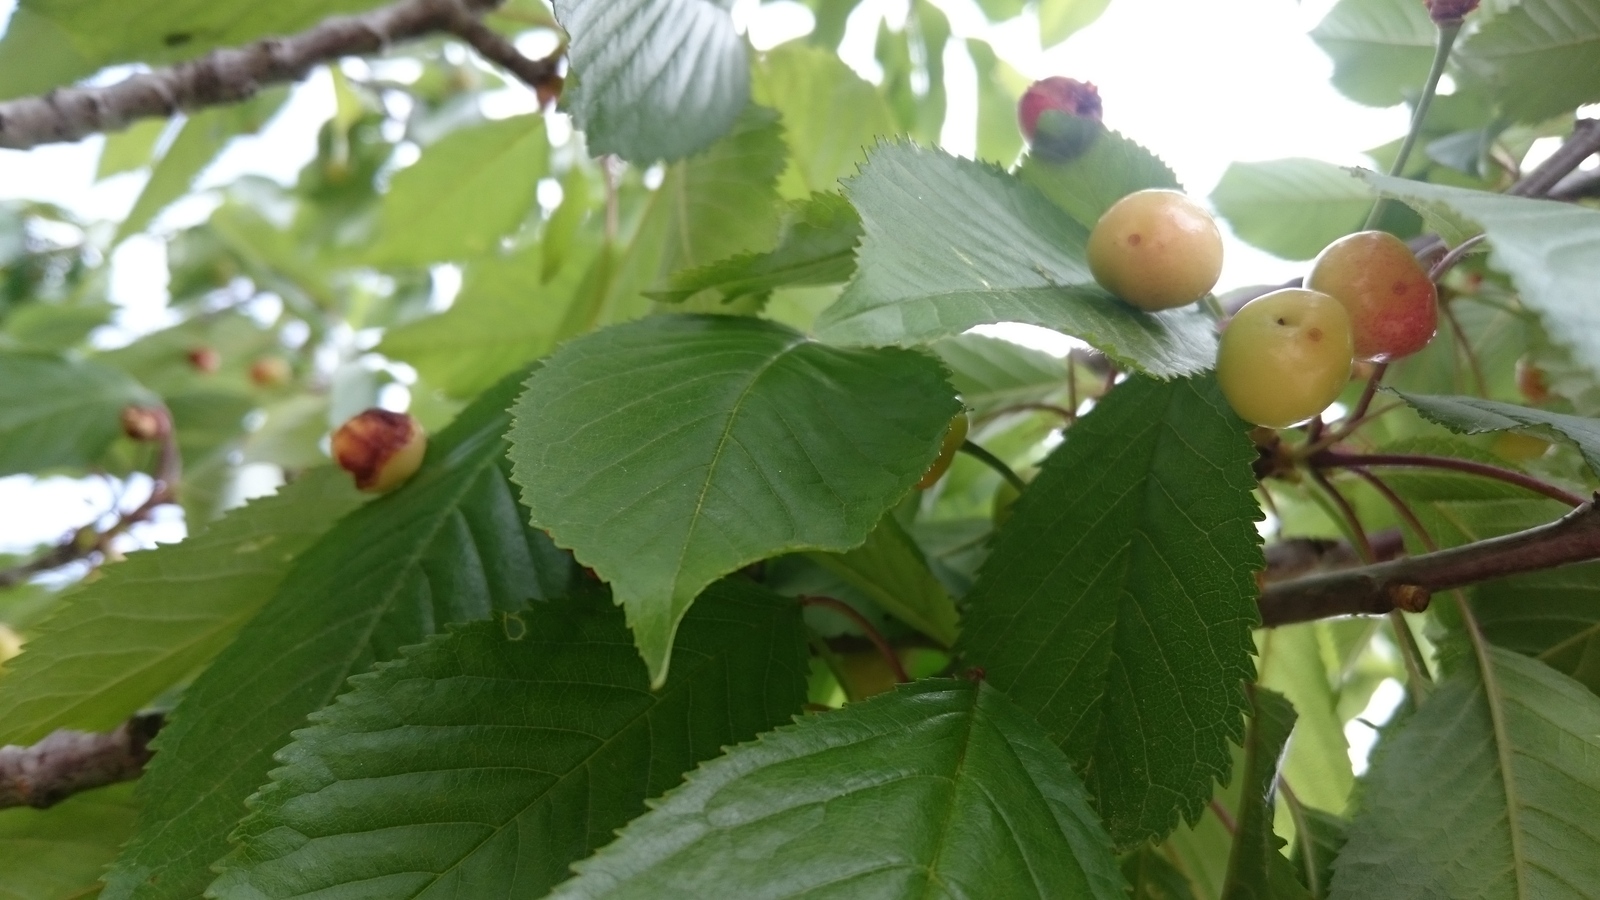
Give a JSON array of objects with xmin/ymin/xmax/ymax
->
[
  {"xmin": 210, "ymin": 580, "xmax": 807, "ymax": 899},
  {"xmin": 369, "ymin": 115, "xmax": 548, "ymax": 266},
  {"xmin": 958, "ymin": 375, "xmax": 1262, "ymax": 847},
  {"xmin": 0, "ymin": 468, "xmax": 363, "ymax": 746},
  {"xmin": 1221, "ymin": 687, "xmax": 1314, "ymax": 900},
  {"xmin": 814, "ymin": 143, "xmax": 1216, "ymax": 379},
  {"xmin": 554, "ymin": 0, "xmax": 749, "ymax": 164},
  {"xmin": 1256, "ymin": 624, "xmax": 1355, "ymax": 814},
  {"xmin": 1330, "ymin": 647, "xmax": 1600, "ymax": 898},
  {"xmin": 1017, "ymin": 128, "xmax": 1180, "ymax": 230},
  {"xmin": 753, "ymin": 43, "xmax": 898, "ymax": 199},
  {"xmin": 508, "ymin": 314, "xmax": 958, "ymax": 686},
  {"xmin": 808, "ymin": 512, "xmax": 960, "ymax": 647},
  {"xmin": 967, "ymin": 39, "xmax": 1027, "ymax": 166},
  {"xmin": 1474, "ymin": 562, "xmax": 1600, "ymax": 696},
  {"xmin": 1124, "ymin": 845, "xmax": 1198, "ymax": 900},
  {"xmin": 1309, "ymin": 0, "xmax": 1437, "ymax": 107},
  {"xmin": 101, "ymin": 368, "xmax": 571, "ymax": 900},
  {"xmin": 0, "ymin": 783, "xmax": 138, "ymax": 900},
  {"xmin": 930, "ymin": 332, "xmax": 1072, "ymax": 418},
  {"xmin": 115, "ymin": 89, "xmax": 289, "ymax": 244},
  {"xmin": 1210, "ymin": 159, "xmax": 1371, "ymax": 261},
  {"xmin": 0, "ymin": 0, "xmax": 388, "ymax": 95},
  {"xmin": 1391, "ymin": 390, "xmax": 1600, "ymax": 478},
  {"xmin": 1039, "ymin": 0, "xmax": 1114, "ymax": 46},
  {"xmin": 1288, "ymin": 806, "xmax": 1348, "ymax": 900},
  {"xmin": 1456, "ymin": 0, "xmax": 1600, "ymax": 122},
  {"xmin": 650, "ymin": 192, "xmax": 861, "ymax": 305},
  {"xmin": 0, "ymin": 8, "xmax": 91, "ymax": 100},
  {"xmin": 0, "ymin": 351, "xmax": 156, "ymax": 476},
  {"xmin": 97, "ymin": 118, "xmax": 169, "ymax": 180},
  {"xmin": 549, "ymin": 679, "xmax": 1128, "ymax": 899},
  {"xmin": 1360, "ymin": 172, "xmax": 1600, "ymax": 375}
]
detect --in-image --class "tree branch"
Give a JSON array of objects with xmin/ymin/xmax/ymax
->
[
  {"xmin": 0, "ymin": 713, "xmax": 164, "ymax": 810},
  {"xmin": 1259, "ymin": 497, "xmax": 1600, "ymax": 627},
  {"xmin": 0, "ymin": 0, "xmax": 560, "ymax": 150},
  {"xmin": 1510, "ymin": 119, "xmax": 1600, "ymax": 198}
]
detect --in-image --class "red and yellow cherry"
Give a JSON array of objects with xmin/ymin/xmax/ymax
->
[
  {"xmin": 1088, "ymin": 189, "xmax": 1224, "ymax": 311},
  {"xmin": 1306, "ymin": 231, "xmax": 1437, "ymax": 362},
  {"xmin": 916, "ymin": 412, "xmax": 970, "ymax": 490},
  {"xmin": 332, "ymin": 409, "xmax": 427, "ymax": 493},
  {"xmin": 1217, "ymin": 289, "xmax": 1354, "ymax": 428}
]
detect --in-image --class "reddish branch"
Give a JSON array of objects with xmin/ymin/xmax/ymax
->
[
  {"xmin": 1259, "ymin": 497, "xmax": 1600, "ymax": 626},
  {"xmin": 799, "ymin": 596, "xmax": 910, "ymax": 684},
  {"xmin": 0, "ymin": 713, "xmax": 164, "ymax": 809},
  {"xmin": 0, "ymin": 0, "xmax": 561, "ymax": 150},
  {"xmin": 1312, "ymin": 450, "xmax": 1586, "ymax": 508}
]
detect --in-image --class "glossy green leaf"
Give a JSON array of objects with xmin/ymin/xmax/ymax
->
[
  {"xmin": 930, "ymin": 332, "xmax": 1072, "ymax": 418},
  {"xmin": 1220, "ymin": 687, "xmax": 1314, "ymax": 900},
  {"xmin": 553, "ymin": 0, "xmax": 749, "ymax": 164},
  {"xmin": 210, "ymin": 580, "xmax": 807, "ymax": 899},
  {"xmin": 1309, "ymin": 0, "xmax": 1437, "ymax": 107},
  {"xmin": 1361, "ymin": 173, "xmax": 1600, "ymax": 375},
  {"xmin": 650, "ymin": 192, "xmax": 861, "ymax": 305},
  {"xmin": 0, "ymin": 352, "xmax": 157, "ymax": 476},
  {"xmin": 369, "ymin": 115, "xmax": 548, "ymax": 266},
  {"xmin": 1456, "ymin": 0, "xmax": 1600, "ymax": 122},
  {"xmin": 814, "ymin": 143, "xmax": 1216, "ymax": 378},
  {"xmin": 753, "ymin": 43, "xmax": 898, "ymax": 199},
  {"xmin": 549, "ymin": 679, "xmax": 1127, "ymax": 899},
  {"xmin": 1210, "ymin": 159, "xmax": 1371, "ymax": 261},
  {"xmin": 1392, "ymin": 390, "xmax": 1600, "ymax": 478},
  {"xmin": 0, "ymin": 783, "xmax": 138, "ymax": 900},
  {"xmin": 1017, "ymin": 128, "xmax": 1180, "ymax": 230},
  {"xmin": 808, "ymin": 512, "xmax": 960, "ymax": 647},
  {"xmin": 0, "ymin": 468, "xmax": 363, "ymax": 746},
  {"xmin": 958, "ymin": 375, "xmax": 1262, "ymax": 847},
  {"xmin": 1330, "ymin": 647, "xmax": 1600, "ymax": 899},
  {"xmin": 508, "ymin": 314, "xmax": 958, "ymax": 686},
  {"xmin": 115, "ymin": 89, "xmax": 289, "ymax": 244},
  {"xmin": 1039, "ymin": 0, "xmax": 1114, "ymax": 46},
  {"xmin": 101, "ymin": 368, "xmax": 571, "ymax": 900}
]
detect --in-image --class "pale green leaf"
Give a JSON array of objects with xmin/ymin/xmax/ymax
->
[
  {"xmin": 1210, "ymin": 159, "xmax": 1371, "ymax": 261},
  {"xmin": 958, "ymin": 375, "xmax": 1262, "ymax": 847},
  {"xmin": 97, "ymin": 119, "xmax": 169, "ymax": 180},
  {"xmin": 1392, "ymin": 390, "xmax": 1600, "ymax": 478},
  {"xmin": 753, "ymin": 43, "xmax": 897, "ymax": 199},
  {"xmin": 1309, "ymin": 0, "xmax": 1437, "ymax": 107},
  {"xmin": 0, "ymin": 783, "xmax": 138, "ymax": 900},
  {"xmin": 550, "ymin": 680, "xmax": 1127, "ymax": 900},
  {"xmin": 1039, "ymin": 0, "xmax": 1114, "ymax": 47},
  {"xmin": 1017, "ymin": 127, "xmax": 1180, "ymax": 230},
  {"xmin": 808, "ymin": 512, "xmax": 960, "ymax": 647},
  {"xmin": 554, "ymin": 0, "xmax": 749, "ymax": 164},
  {"xmin": 210, "ymin": 581, "xmax": 807, "ymax": 899},
  {"xmin": 1256, "ymin": 624, "xmax": 1355, "ymax": 814},
  {"xmin": 0, "ymin": 351, "xmax": 157, "ymax": 476},
  {"xmin": 930, "ymin": 332, "xmax": 1072, "ymax": 418},
  {"xmin": 1456, "ymin": 0, "xmax": 1600, "ymax": 122},
  {"xmin": 814, "ymin": 143, "xmax": 1216, "ymax": 378}
]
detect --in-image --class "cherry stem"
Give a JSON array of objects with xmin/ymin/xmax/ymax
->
[
  {"xmin": 959, "ymin": 439, "xmax": 1028, "ymax": 493},
  {"xmin": 1429, "ymin": 234, "xmax": 1488, "ymax": 281},
  {"xmin": 1440, "ymin": 299, "xmax": 1490, "ymax": 396},
  {"xmin": 1364, "ymin": 21, "xmax": 1461, "ymax": 230},
  {"xmin": 798, "ymin": 596, "xmax": 909, "ymax": 684},
  {"xmin": 1349, "ymin": 468, "xmax": 1442, "ymax": 692},
  {"xmin": 1314, "ymin": 450, "xmax": 1585, "ymax": 508},
  {"xmin": 1209, "ymin": 798, "xmax": 1238, "ymax": 836}
]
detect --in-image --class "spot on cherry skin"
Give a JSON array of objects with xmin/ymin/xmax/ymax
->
[{"xmin": 1127, "ymin": 233, "xmax": 1142, "ymax": 247}]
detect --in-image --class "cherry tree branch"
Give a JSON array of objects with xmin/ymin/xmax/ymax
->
[
  {"xmin": 0, "ymin": 713, "xmax": 164, "ymax": 810},
  {"xmin": 0, "ymin": 0, "xmax": 561, "ymax": 150},
  {"xmin": 1259, "ymin": 497, "xmax": 1600, "ymax": 627},
  {"xmin": 1510, "ymin": 119, "xmax": 1600, "ymax": 198}
]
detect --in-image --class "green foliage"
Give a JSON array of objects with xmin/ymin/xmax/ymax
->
[
  {"xmin": 1017, "ymin": 128, "xmax": 1179, "ymax": 229},
  {"xmin": 959, "ymin": 375, "xmax": 1263, "ymax": 847},
  {"xmin": 0, "ymin": 784, "xmax": 138, "ymax": 900},
  {"xmin": 1310, "ymin": 0, "xmax": 1437, "ymax": 107},
  {"xmin": 816, "ymin": 143, "xmax": 1217, "ymax": 377},
  {"xmin": 1455, "ymin": 0, "xmax": 1600, "ymax": 122},
  {"xmin": 808, "ymin": 512, "xmax": 960, "ymax": 647},
  {"xmin": 508, "ymin": 314, "xmax": 958, "ymax": 684},
  {"xmin": 1393, "ymin": 390, "xmax": 1600, "ymax": 476},
  {"xmin": 1220, "ymin": 687, "xmax": 1314, "ymax": 900},
  {"xmin": 550, "ymin": 679, "xmax": 1127, "ymax": 899},
  {"xmin": 0, "ymin": 352, "xmax": 157, "ymax": 476},
  {"xmin": 1211, "ymin": 159, "xmax": 1375, "ymax": 261},
  {"xmin": 212, "ymin": 581, "xmax": 808, "ymax": 898}
]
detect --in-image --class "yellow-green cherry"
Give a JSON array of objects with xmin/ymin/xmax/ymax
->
[
  {"xmin": 1217, "ymin": 289, "xmax": 1355, "ymax": 428},
  {"xmin": 1088, "ymin": 189, "xmax": 1224, "ymax": 311}
]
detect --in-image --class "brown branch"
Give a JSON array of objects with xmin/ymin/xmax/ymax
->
[
  {"xmin": 0, "ymin": 0, "xmax": 559, "ymax": 150},
  {"xmin": 1261, "ymin": 530, "xmax": 1405, "ymax": 583},
  {"xmin": 0, "ymin": 713, "xmax": 164, "ymax": 810},
  {"xmin": 1510, "ymin": 119, "xmax": 1600, "ymax": 198},
  {"xmin": 1259, "ymin": 497, "xmax": 1600, "ymax": 627}
]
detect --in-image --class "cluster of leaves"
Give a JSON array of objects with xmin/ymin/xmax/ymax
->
[{"xmin": 1, "ymin": 0, "xmax": 1600, "ymax": 898}]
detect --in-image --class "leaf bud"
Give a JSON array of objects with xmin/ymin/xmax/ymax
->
[
  {"xmin": 121, "ymin": 405, "xmax": 170, "ymax": 443},
  {"xmin": 332, "ymin": 409, "xmax": 428, "ymax": 492}
]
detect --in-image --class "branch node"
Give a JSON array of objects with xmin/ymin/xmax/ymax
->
[{"xmin": 1388, "ymin": 583, "xmax": 1432, "ymax": 613}]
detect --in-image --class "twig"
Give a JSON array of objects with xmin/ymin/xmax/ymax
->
[
  {"xmin": 1313, "ymin": 450, "xmax": 1585, "ymax": 508},
  {"xmin": 1429, "ymin": 234, "xmax": 1487, "ymax": 281},
  {"xmin": 0, "ymin": 714, "xmax": 164, "ymax": 810},
  {"xmin": 1510, "ymin": 119, "xmax": 1600, "ymax": 198},
  {"xmin": 0, "ymin": 0, "xmax": 559, "ymax": 150},
  {"xmin": 1550, "ymin": 166, "xmax": 1600, "ymax": 201},
  {"xmin": 799, "ymin": 596, "xmax": 909, "ymax": 684},
  {"xmin": 1262, "ymin": 530, "xmax": 1405, "ymax": 583},
  {"xmin": 1259, "ymin": 496, "xmax": 1600, "ymax": 627},
  {"xmin": 439, "ymin": 4, "xmax": 563, "ymax": 106}
]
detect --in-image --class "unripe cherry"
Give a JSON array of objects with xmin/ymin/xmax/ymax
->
[
  {"xmin": 1088, "ymin": 189, "xmax": 1224, "ymax": 311},
  {"xmin": 1306, "ymin": 231, "xmax": 1437, "ymax": 362},
  {"xmin": 916, "ymin": 412, "xmax": 970, "ymax": 490},
  {"xmin": 331, "ymin": 409, "xmax": 428, "ymax": 493},
  {"xmin": 120, "ymin": 406, "xmax": 170, "ymax": 443},
  {"xmin": 1217, "ymin": 289, "xmax": 1354, "ymax": 429}
]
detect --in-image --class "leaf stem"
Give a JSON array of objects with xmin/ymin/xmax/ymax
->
[
  {"xmin": 958, "ymin": 439, "xmax": 1028, "ymax": 493},
  {"xmin": 798, "ymin": 596, "xmax": 909, "ymax": 684},
  {"xmin": 1313, "ymin": 450, "xmax": 1585, "ymax": 508},
  {"xmin": 1364, "ymin": 22, "xmax": 1462, "ymax": 230}
]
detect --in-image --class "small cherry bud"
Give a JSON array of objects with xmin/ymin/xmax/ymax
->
[
  {"xmin": 121, "ymin": 405, "xmax": 170, "ymax": 442},
  {"xmin": 1424, "ymin": 0, "xmax": 1479, "ymax": 24},
  {"xmin": 249, "ymin": 356, "xmax": 292, "ymax": 388},
  {"xmin": 187, "ymin": 346, "xmax": 221, "ymax": 374},
  {"xmin": 332, "ymin": 409, "xmax": 428, "ymax": 493},
  {"xmin": 1018, "ymin": 77, "xmax": 1103, "ymax": 161}
]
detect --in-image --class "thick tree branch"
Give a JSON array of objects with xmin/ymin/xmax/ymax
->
[
  {"xmin": 1510, "ymin": 119, "xmax": 1600, "ymax": 198},
  {"xmin": 0, "ymin": 713, "xmax": 164, "ymax": 809},
  {"xmin": 1259, "ymin": 497, "xmax": 1600, "ymax": 627},
  {"xmin": 0, "ymin": 0, "xmax": 560, "ymax": 150}
]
